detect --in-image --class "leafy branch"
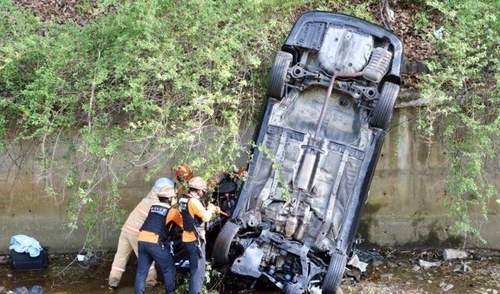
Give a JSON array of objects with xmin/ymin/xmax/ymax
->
[{"xmin": 416, "ymin": 0, "xmax": 499, "ymax": 244}]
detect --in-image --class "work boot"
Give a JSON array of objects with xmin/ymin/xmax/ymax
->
[
  {"xmin": 108, "ymin": 279, "xmax": 119, "ymax": 291},
  {"xmin": 108, "ymin": 285, "xmax": 118, "ymax": 291}
]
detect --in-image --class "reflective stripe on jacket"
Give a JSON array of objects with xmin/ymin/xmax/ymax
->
[{"xmin": 121, "ymin": 191, "xmax": 159, "ymax": 235}]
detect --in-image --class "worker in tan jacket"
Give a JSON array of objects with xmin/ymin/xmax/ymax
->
[{"xmin": 108, "ymin": 177, "xmax": 175, "ymax": 290}]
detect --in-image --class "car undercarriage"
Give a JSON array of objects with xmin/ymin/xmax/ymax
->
[{"xmin": 213, "ymin": 11, "xmax": 403, "ymax": 294}]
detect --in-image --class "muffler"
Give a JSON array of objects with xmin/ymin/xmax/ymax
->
[{"xmin": 295, "ymin": 148, "xmax": 320, "ymax": 191}]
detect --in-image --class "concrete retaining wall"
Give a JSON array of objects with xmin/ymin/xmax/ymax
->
[
  {"xmin": 360, "ymin": 105, "xmax": 500, "ymax": 248},
  {"xmin": 1, "ymin": 91, "xmax": 499, "ymax": 253}
]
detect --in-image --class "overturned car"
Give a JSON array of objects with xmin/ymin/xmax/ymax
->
[{"xmin": 213, "ymin": 11, "xmax": 403, "ymax": 293}]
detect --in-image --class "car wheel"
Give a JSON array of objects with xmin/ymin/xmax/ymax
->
[
  {"xmin": 321, "ymin": 252, "xmax": 347, "ymax": 294},
  {"xmin": 212, "ymin": 221, "xmax": 240, "ymax": 264},
  {"xmin": 266, "ymin": 51, "xmax": 293, "ymax": 99},
  {"xmin": 370, "ymin": 82, "xmax": 400, "ymax": 130}
]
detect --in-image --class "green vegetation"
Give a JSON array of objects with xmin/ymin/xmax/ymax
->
[{"xmin": 415, "ymin": 0, "xmax": 500, "ymax": 244}]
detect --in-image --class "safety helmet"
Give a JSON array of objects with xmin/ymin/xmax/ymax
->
[
  {"xmin": 236, "ymin": 167, "xmax": 246, "ymax": 178},
  {"xmin": 152, "ymin": 177, "xmax": 175, "ymax": 192},
  {"xmin": 176, "ymin": 164, "xmax": 193, "ymax": 181},
  {"xmin": 188, "ymin": 176, "xmax": 207, "ymax": 191},
  {"xmin": 157, "ymin": 186, "xmax": 176, "ymax": 198}
]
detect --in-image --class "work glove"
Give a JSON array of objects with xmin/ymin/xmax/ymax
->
[{"xmin": 207, "ymin": 203, "xmax": 216, "ymax": 212}]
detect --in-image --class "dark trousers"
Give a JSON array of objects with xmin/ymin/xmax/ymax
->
[
  {"xmin": 135, "ymin": 241, "xmax": 175, "ymax": 294},
  {"xmin": 184, "ymin": 240, "xmax": 206, "ymax": 294}
]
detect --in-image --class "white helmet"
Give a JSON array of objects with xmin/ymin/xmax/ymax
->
[{"xmin": 152, "ymin": 177, "xmax": 174, "ymax": 192}]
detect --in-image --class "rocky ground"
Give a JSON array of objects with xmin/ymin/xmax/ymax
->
[
  {"xmin": 1, "ymin": 247, "xmax": 500, "ymax": 294},
  {"xmin": 341, "ymin": 247, "xmax": 500, "ymax": 294}
]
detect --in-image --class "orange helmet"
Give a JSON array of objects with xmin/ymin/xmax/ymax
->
[
  {"xmin": 188, "ymin": 176, "xmax": 207, "ymax": 191},
  {"xmin": 236, "ymin": 167, "xmax": 246, "ymax": 178},
  {"xmin": 157, "ymin": 186, "xmax": 176, "ymax": 198},
  {"xmin": 176, "ymin": 164, "xmax": 193, "ymax": 181}
]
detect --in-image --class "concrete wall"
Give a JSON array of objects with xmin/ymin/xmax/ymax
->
[
  {"xmin": 0, "ymin": 139, "xmax": 156, "ymax": 253},
  {"xmin": 359, "ymin": 102, "xmax": 500, "ymax": 248},
  {"xmin": 1, "ymin": 91, "xmax": 499, "ymax": 254}
]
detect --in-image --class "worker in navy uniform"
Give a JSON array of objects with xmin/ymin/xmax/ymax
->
[
  {"xmin": 179, "ymin": 176, "xmax": 220, "ymax": 294},
  {"xmin": 134, "ymin": 185, "xmax": 183, "ymax": 294},
  {"xmin": 108, "ymin": 177, "xmax": 175, "ymax": 290}
]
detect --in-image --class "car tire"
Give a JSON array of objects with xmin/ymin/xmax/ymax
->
[
  {"xmin": 266, "ymin": 51, "xmax": 293, "ymax": 99},
  {"xmin": 322, "ymin": 252, "xmax": 347, "ymax": 294},
  {"xmin": 370, "ymin": 82, "xmax": 400, "ymax": 130},
  {"xmin": 212, "ymin": 221, "xmax": 240, "ymax": 264}
]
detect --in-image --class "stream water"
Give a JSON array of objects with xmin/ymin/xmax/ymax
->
[{"xmin": 0, "ymin": 252, "xmax": 278, "ymax": 294}]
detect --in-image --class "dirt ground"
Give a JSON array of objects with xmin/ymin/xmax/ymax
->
[
  {"xmin": 1, "ymin": 247, "xmax": 500, "ymax": 294},
  {"xmin": 341, "ymin": 248, "xmax": 500, "ymax": 294}
]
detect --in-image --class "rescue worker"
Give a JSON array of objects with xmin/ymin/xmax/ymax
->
[
  {"xmin": 135, "ymin": 185, "xmax": 183, "ymax": 294},
  {"xmin": 108, "ymin": 177, "xmax": 175, "ymax": 290},
  {"xmin": 179, "ymin": 176, "xmax": 221, "ymax": 294}
]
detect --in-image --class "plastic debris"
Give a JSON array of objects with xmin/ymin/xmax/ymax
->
[
  {"xmin": 418, "ymin": 259, "xmax": 441, "ymax": 270},
  {"xmin": 443, "ymin": 249, "xmax": 468, "ymax": 260}
]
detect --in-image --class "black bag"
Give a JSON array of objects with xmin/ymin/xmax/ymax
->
[{"xmin": 10, "ymin": 247, "xmax": 49, "ymax": 271}]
